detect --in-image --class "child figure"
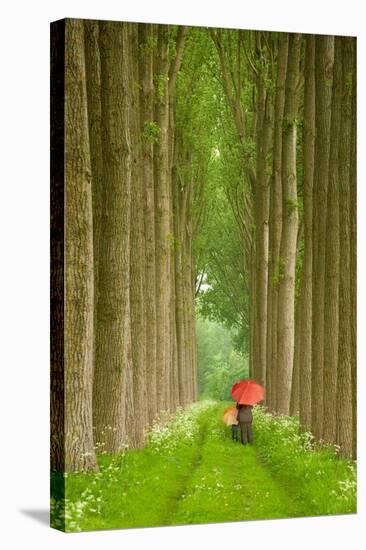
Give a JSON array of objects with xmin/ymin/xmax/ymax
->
[{"xmin": 231, "ymin": 421, "xmax": 240, "ymax": 441}]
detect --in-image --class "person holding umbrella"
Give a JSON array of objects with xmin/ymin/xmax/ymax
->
[
  {"xmin": 236, "ymin": 403, "xmax": 253, "ymax": 445},
  {"xmin": 231, "ymin": 379, "xmax": 265, "ymax": 446}
]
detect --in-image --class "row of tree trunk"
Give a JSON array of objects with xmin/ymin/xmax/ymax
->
[
  {"xmin": 51, "ymin": 19, "xmax": 198, "ymax": 473},
  {"xmin": 213, "ymin": 31, "xmax": 356, "ymax": 458}
]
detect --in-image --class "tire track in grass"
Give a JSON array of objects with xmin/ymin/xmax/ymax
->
[
  {"xmin": 160, "ymin": 411, "xmax": 210, "ymax": 526},
  {"xmin": 169, "ymin": 404, "xmax": 305, "ymax": 525},
  {"xmin": 74, "ymin": 404, "xmax": 214, "ymax": 531}
]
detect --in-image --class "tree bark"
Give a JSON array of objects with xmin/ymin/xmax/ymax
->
[
  {"xmin": 311, "ymin": 35, "xmax": 334, "ymax": 439},
  {"xmin": 93, "ymin": 21, "xmax": 132, "ymax": 452},
  {"xmin": 350, "ymin": 38, "xmax": 357, "ymax": 459},
  {"xmin": 83, "ymin": 22, "xmax": 106, "ymax": 453},
  {"xmin": 299, "ymin": 35, "xmax": 315, "ymax": 432},
  {"xmin": 51, "ymin": 19, "xmax": 65, "ymax": 473},
  {"xmin": 64, "ymin": 19, "xmax": 98, "ymax": 472},
  {"xmin": 266, "ymin": 34, "xmax": 288, "ymax": 410},
  {"xmin": 290, "ymin": 296, "xmax": 301, "ymax": 416},
  {"xmin": 323, "ymin": 37, "xmax": 342, "ymax": 444},
  {"xmin": 276, "ymin": 33, "xmax": 301, "ymax": 415},
  {"xmin": 336, "ymin": 37, "xmax": 354, "ymax": 457},
  {"xmin": 129, "ymin": 23, "xmax": 148, "ymax": 446},
  {"xmin": 254, "ymin": 36, "xmax": 272, "ymax": 387},
  {"xmin": 168, "ymin": 26, "xmax": 188, "ymax": 411},
  {"xmin": 183, "ymin": 181, "xmax": 195, "ymax": 404},
  {"xmin": 139, "ymin": 24, "xmax": 158, "ymax": 423},
  {"xmin": 249, "ymin": 239, "xmax": 256, "ymax": 380},
  {"xmin": 155, "ymin": 25, "xmax": 171, "ymax": 413},
  {"xmin": 173, "ymin": 163, "xmax": 187, "ymax": 406},
  {"xmin": 84, "ymin": 19, "xmax": 103, "ymax": 351}
]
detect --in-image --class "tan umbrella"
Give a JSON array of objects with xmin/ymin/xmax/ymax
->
[{"xmin": 223, "ymin": 406, "xmax": 238, "ymax": 426}]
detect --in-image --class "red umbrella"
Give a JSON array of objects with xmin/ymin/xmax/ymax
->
[
  {"xmin": 231, "ymin": 379, "xmax": 265, "ymax": 405},
  {"xmin": 231, "ymin": 382, "xmax": 241, "ymax": 395}
]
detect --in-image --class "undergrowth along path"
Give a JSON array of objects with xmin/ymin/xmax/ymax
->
[
  {"xmin": 168, "ymin": 404, "xmax": 305, "ymax": 525},
  {"xmin": 161, "ymin": 410, "xmax": 209, "ymax": 526},
  {"xmin": 56, "ymin": 401, "xmax": 356, "ymax": 532}
]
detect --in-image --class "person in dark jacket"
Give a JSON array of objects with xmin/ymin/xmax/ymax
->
[{"xmin": 236, "ymin": 404, "xmax": 253, "ymax": 445}]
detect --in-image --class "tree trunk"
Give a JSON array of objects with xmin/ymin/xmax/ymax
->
[
  {"xmin": 84, "ymin": 20, "xmax": 103, "ymax": 328},
  {"xmin": 350, "ymin": 39, "xmax": 357, "ymax": 459},
  {"xmin": 51, "ymin": 19, "xmax": 66, "ymax": 473},
  {"xmin": 83, "ymin": 22, "xmax": 105, "ymax": 453},
  {"xmin": 249, "ymin": 239, "xmax": 256, "ymax": 380},
  {"xmin": 290, "ymin": 296, "xmax": 301, "ymax": 416},
  {"xmin": 299, "ymin": 35, "xmax": 315, "ymax": 432},
  {"xmin": 93, "ymin": 21, "xmax": 132, "ymax": 452},
  {"xmin": 254, "ymin": 57, "xmax": 272, "ymax": 387},
  {"xmin": 129, "ymin": 23, "xmax": 148, "ymax": 447},
  {"xmin": 168, "ymin": 27, "xmax": 188, "ymax": 411},
  {"xmin": 266, "ymin": 34, "xmax": 288, "ymax": 410},
  {"xmin": 170, "ymin": 272, "xmax": 179, "ymax": 410},
  {"xmin": 311, "ymin": 35, "xmax": 334, "ymax": 439},
  {"xmin": 173, "ymin": 165, "xmax": 187, "ymax": 406},
  {"xmin": 276, "ymin": 33, "xmax": 301, "ymax": 416},
  {"xmin": 323, "ymin": 37, "xmax": 342, "ymax": 444},
  {"xmin": 336, "ymin": 37, "xmax": 354, "ymax": 457},
  {"xmin": 64, "ymin": 19, "xmax": 98, "ymax": 472},
  {"xmin": 183, "ymin": 182, "xmax": 195, "ymax": 404},
  {"xmin": 139, "ymin": 24, "xmax": 158, "ymax": 423},
  {"xmin": 169, "ymin": 183, "xmax": 178, "ymax": 411},
  {"xmin": 155, "ymin": 25, "xmax": 171, "ymax": 413},
  {"xmin": 188, "ymin": 216, "xmax": 197, "ymax": 403}
]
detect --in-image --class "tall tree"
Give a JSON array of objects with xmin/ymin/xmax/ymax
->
[
  {"xmin": 276, "ymin": 33, "xmax": 301, "ymax": 415},
  {"xmin": 51, "ymin": 19, "xmax": 66, "ymax": 473},
  {"xmin": 336, "ymin": 37, "xmax": 354, "ymax": 457},
  {"xmin": 129, "ymin": 23, "xmax": 148, "ymax": 446},
  {"xmin": 266, "ymin": 34, "xmax": 288, "ymax": 411},
  {"xmin": 92, "ymin": 21, "xmax": 133, "ymax": 452},
  {"xmin": 83, "ymin": 23, "xmax": 105, "ymax": 454},
  {"xmin": 154, "ymin": 25, "xmax": 171, "ymax": 412},
  {"xmin": 64, "ymin": 19, "xmax": 98, "ymax": 472},
  {"xmin": 139, "ymin": 24, "xmax": 158, "ymax": 421},
  {"xmin": 253, "ymin": 32, "xmax": 273, "ymax": 387},
  {"xmin": 323, "ymin": 37, "xmax": 342, "ymax": 443},
  {"xmin": 168, "ymin": 26, "xmax": 189, "ymax": 411},
  {"xmin": 311, "ymin": 35, "xmax": 334, "ymax": 439},
  {"xmin": 299, "ymin": 35, "xmax": 315, "ymax": 432},
  {"xmin": 350, "ymin": 38, "xmax": 357, "ymax": 459},
  {"xmin": 172, "ymin": 152, "xmax": 187, "ymax": 406}
]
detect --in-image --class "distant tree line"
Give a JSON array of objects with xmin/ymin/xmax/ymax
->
[{"xmin": 196, "ymin": 318, "xmax": 249, "ymax": 400}]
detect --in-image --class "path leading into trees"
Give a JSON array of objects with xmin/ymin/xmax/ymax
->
[
  {"xmin": 164, "ymin": 404, "xmax": 305, "ymax": 525},
  {"xmin": 64, "ymin": 401, "xmax": 353, "ymax": 532}
]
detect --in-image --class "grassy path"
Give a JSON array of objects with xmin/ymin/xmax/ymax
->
[
  {"xmin": 167, "ymin": 404, "xmax": 304, "ymax": 525},
  {"xmin": 56, "ymin": 401, "xmax": 355, "ymax": 532}
]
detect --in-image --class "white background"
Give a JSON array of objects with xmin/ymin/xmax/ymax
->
[{"xmin": 0, "ymin": 0, "xmax": 364, "ymax": 548}]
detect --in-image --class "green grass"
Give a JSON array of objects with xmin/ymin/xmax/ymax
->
[
  {"xmin": 51, "ymin": 401, "xmax": 356, "ymax": 532},
  {"xmin": 170, "ymin": 406, "xmax": 305, "ymax": 524},
  {"xmin": 252, "ymin": 406, "xmax": 357, "ymax": 516}
]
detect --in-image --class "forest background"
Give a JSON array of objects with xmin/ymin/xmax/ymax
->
[{"xmin": 52, "ymin": 19, "xmax": 356, "ymax": 475}]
